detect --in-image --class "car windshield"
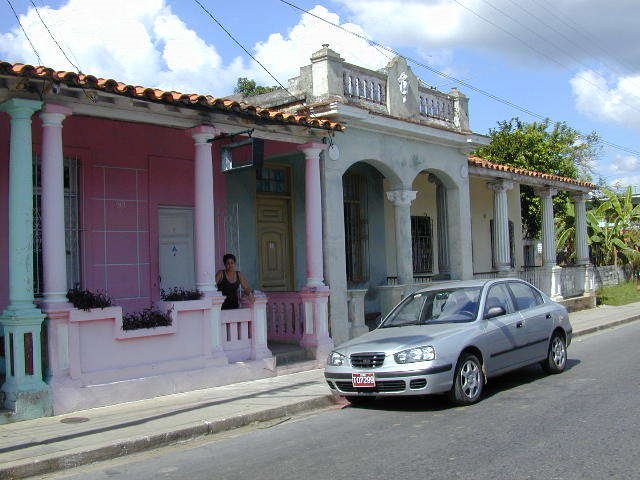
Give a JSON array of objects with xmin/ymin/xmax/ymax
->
[{"xmin": 380, "ymin": 287, "xmax": 482, "ymax": 328}]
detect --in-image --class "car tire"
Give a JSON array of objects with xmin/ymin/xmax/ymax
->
[
  {"xmin": 448, "ymin": 353, "xmax": 484, "ymax": 406},
  {"xmin": 541, "ymin": 332, "xmax": 567, "ymax": 374},
  {"xmin": 344, "ymin": 396, "xmax": 375, "ymax": 406}
]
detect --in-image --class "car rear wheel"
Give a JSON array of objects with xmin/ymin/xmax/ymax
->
[
  {"xmin": 448, "ymin": 353, "xmax": 484, "ymax": 406},
  {"xmin": 541, "ymin": 332, "xmax": 567, "ymax": 374}
]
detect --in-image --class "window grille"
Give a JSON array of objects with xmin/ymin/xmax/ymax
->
[
  {"xmin": 257, "ymin": 165, "xmax": 290, "ymax": 195},
  {"xmin": 32, "ymin": 155, "xmax": 81, "ymax": 296},
  {"xmin": 343, "ymin": 174, "xmax": 368, "ymax": 284},
  {"xmin": 411, "ymin": 215, "xmax": 433, "ymax": 273}
]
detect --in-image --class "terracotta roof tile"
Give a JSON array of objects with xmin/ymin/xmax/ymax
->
[
  {"xmin": 0, "ymin": 61, "xmax": 344, "ymax": 132},
  {"xmin": 468, "ymin": 156, "xmax": 597, "ymax": 189}
]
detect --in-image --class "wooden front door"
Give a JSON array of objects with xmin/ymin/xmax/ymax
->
[{"xmin": 257, "ymin": 197, "xmax": 293, "ymax": 291}]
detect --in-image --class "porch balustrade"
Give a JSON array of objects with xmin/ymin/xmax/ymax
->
[
  {"xmin": 342, "ymin": 66, "xmax": 386, "ymax": 105},
  {"xmin": 418, "ymin": 86, "xmax": 455, "ymax": 123},
  {"xmin": 266, "ymin": 292, "xmax": 305, "ymax": 343}
]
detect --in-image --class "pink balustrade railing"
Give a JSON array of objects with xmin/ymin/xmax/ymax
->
[{"xmin": 266, "ymin": 292, "xmax": 305, "ymax": 343}]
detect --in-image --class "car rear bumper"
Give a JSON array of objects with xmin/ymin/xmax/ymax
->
[{"xmin": 324, "ymin": 364, "xmax": 454, "ymax": 396}]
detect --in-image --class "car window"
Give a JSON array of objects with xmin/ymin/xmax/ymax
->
[
  {"xmin": 508, "ymin": 282, "xmax": 542, "ymax": 311},
  {"xmin": 484, "ymin": 283, "xmax": 515, "ymax": 316},
  {"xmin": 380, "ymin": 287, "xmax": 482, "ymax": 327}
]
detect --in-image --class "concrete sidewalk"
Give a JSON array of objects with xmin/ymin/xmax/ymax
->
[{"xmin": 1, "ymin": 300, "xmax": 639, "ymax": 480}]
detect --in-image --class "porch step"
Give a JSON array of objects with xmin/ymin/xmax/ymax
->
[{"xmin": 269, "ymin": 343, "xmax": 315, "ymax": 367}]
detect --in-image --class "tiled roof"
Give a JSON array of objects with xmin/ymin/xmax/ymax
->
[
  {"xmin": 468, "ymin": 156, "xmax": 597, "ymax": 189},
  {"xmin": 0, "ymin": 62, "xmax": 344, "ymax": 132}
]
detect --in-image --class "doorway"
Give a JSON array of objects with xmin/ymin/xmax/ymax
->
[
  {"xmin": 256, "ymin": 164, "xmax": 294, "ymax": 291},
  {"xmin": 158, "ymin": 206, "xmax": 195, "ymax": 290}
]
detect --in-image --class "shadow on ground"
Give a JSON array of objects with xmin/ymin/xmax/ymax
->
[{"xmin": 344, "ymin": 358, "xmax": 581, "ymax": 412}]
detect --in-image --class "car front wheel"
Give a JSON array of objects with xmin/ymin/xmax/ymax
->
[
  {"xmin": 541, "ymin": 332, "xmax": 567, "ymax": 374},
  {"xmin": 448, "ymin": 353, "xmax": 484, "ymax": 406}
]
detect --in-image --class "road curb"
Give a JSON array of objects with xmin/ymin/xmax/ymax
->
[
  {"xmin": 573, "ymin": 314, "xmax": 640, "ymax": 338},
  {"xmin": 0, "ymin": 394, "xmax": 340, "ymax": 480}
]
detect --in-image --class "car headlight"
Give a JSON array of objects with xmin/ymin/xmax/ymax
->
[
  {"xmin": 394, "ymin": 346, "xmax": 436, "ymax": 364},
  {"xmin": 327, "ymin": 351, "xmax": 346, "ymax": 366}
]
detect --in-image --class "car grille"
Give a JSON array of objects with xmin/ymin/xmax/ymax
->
[
  {"xmin": 335, "ymin": 380, "xmax": 406, "ymax": 393},
  {"xmin": 350, "ymin": 353, "xmax": 385, "ymax": 368},
  {"xmin": 409, "ymin": 379, "xmax": 427, "ymax": 389}
]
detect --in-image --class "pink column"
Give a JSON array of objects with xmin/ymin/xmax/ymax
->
[
  {"xmin": 298, "ymin": 142, "xmax": 327, "ymax": 287},
  {"xmin": 189, "ymin": 125, "xmax": 220, "ymax": 294},
  {"xmin": 40, "ymin": 104, "xmax": 73, "ymax": 304}
]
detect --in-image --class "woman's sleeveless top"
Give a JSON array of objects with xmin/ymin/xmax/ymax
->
[{"xmin": 217, "ymin": 272, "xmax": 240, "ymax": 310}]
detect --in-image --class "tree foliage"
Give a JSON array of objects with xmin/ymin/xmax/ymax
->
[
  {"xmin": 474, "ymin": 118, "xmax": 600, "ymax": 239},
  {"xmin": 234, "ymin": 77, "xmax": 278, "ymax": 97}
]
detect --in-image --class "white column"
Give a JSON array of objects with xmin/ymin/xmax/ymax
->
[
  {"xmin": 40, "ymin": 104, "xmax": 73, "ymax": 304},
  {"xmin": 189, "ymin": 125, "xmax": 220, "ymax": 294},
  {"xmin": 538, "ymin": 187, "xmax": 562, "ymax": 299},
  {"xmin": 386, "ymin": 189, "xmax": 417, "ymax": 284},
  {"xmin": 539, "ymin": 187, "xmax": 558, "ymax": 267},
  {"xmin": 487, "ymin": 180, "xmax": 514, "ymax": 273},
  {"xmin": 298, "ymin": 142, "xmax": 327, "ymax": 287},
  {"xmin": 572, "ymin": 192, "xmax": 590, "ymax": 266}
]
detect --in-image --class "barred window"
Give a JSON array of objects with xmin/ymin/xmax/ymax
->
[
  {"xmin": 343, "ymin": 174, "xmax": 368, "ymax": 284},
  {"xmin": 33, "ymin": 155, "xmax": 81, "ymax": 296},
  {"xmin": 411, "ymin": 215, "xmax": 433, "ymax": 274}
]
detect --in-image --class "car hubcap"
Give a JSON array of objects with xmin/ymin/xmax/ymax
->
[
  {"xmin": 551, "ymin": 337, "xmax": 566, "ymax": 369},
  {"xmin": 460, "ymin": 360, "xmax": 481, "ymax": 399}
]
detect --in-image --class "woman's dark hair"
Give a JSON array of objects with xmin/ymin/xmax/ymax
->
[{"xmin": 223, "ymin": 253, "xmax": 236, "ymax": 265}]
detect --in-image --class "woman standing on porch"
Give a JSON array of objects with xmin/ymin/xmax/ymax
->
[{"xmin": 216, "ymin": 253, "xmax": 253, "ymax": 310}]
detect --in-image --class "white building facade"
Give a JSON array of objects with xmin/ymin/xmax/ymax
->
[{"xmin": 243, "ymin": 46, "xmax": 596, "ymax": 346}]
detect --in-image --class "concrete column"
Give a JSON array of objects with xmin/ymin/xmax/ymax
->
[
  {"xmin": 347, "ymin": 289, "xmax": 369, "ymax": 338},
  {"xmin": 0, "ymin": 98, "xmax": 51, "ymax": 417},
  {"xmin": 538, "ymin": 187, "xmax": 562, "ymax": 299},
  {"xmin": 386, "ymin": 189, "xmax": 417, "ymax": 285},
  {"xmin": 435, "ymin": 180, "xmax": 450, "ymax": 277},
  {"xmin": 298, "ymin": 142, "xmax": 327, "ymax": 287},
  {"xmin": 321, "ymin": 166, "xmax": 349, "ymax": 345},
  {"xmin": 487, "ymin": 180, "xmax": 514, "ymax": 273},
  {"xmin": 189, "ymin": 125, "xmax": 220, "ymax": 293},
  {"xmin": 250, "ymin": 292, "xmax": 272, "ymax": 360},
  {"xmin": 40, "ymin": 104, "xmax": 72, "ymax": 304},
  {"xmin": 539, "ymin": 187, "xmax": 558, "ymax": 267},
  {"xmin": 572, "ymin": 192, "xmax": 590, "ymax": 266}
]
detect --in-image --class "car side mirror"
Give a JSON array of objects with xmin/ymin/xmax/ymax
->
[{"xmin": 484, "ymin": 306, "xmax": 506, "ymax": 319}]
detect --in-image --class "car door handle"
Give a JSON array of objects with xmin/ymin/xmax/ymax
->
[{"xmin": 516, "ymin": 320, "xmax": 525, "ymax": 328}]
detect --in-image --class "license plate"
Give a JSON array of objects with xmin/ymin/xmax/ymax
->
[{"xmin": 352, "ymin": 373, "xmax": 375, "ymax": 388}]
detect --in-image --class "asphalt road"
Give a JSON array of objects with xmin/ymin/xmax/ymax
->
[{"xmin": 43, "ymin": 321, "xmax": 640, "ymax": 480}]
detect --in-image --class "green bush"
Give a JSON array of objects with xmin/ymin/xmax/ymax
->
[
  {"xmin": 66, "ymin": 287, "xmax": 112, "ymax": 311},
  {"xmin": 160, "ymin": 287, "xmax": 203, "ymax": 301},
  {"xmin": 122, "ymin": 307, "xmax": 173, "ymax": 331}
]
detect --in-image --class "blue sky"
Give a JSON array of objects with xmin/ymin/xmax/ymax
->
[{"xmin": 1, "ymin": 0, "xmax": 639, "ymax": 186}]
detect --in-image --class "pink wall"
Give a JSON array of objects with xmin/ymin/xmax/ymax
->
[{"xmin": 0, "ymin": 114, "xmax": 230, "ymax": 313}]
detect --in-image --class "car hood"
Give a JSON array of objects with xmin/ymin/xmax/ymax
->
[{"xmin": 335, "ymin": 323, "xmax": 470, "ymax": 354}]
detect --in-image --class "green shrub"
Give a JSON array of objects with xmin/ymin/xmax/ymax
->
[
  {"xmin": 160, "ymin": 287, "xmax": 203, "ymax": 301},
  {"xmin": 67, "ymin": 287, "xmax": 112, "ymax": 311},
  {"xmin": 122, "ymin": 307, "xmax": 173, "ymax": 331}
]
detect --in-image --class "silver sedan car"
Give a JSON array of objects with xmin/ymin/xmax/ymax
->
[{"xmin": 325, "ymin": 279, "xmax": 572, "ymax": 405}]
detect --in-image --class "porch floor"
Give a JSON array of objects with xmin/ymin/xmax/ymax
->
[{"xmin": 268, "ymin": 342, "xmax": 314, "ymax": 367}]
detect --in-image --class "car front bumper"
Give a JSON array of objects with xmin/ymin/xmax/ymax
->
[{"xmin": 324, "ymin": 364, "xmax": 454, "ymax": 396}]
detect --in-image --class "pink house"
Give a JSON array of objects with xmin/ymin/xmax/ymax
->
[{"xmin": 0, "ymin": 62, "xmax": 341, "ymax": 419}]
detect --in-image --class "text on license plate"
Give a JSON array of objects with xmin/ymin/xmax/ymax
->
[{"xmin": 352, "ymin": 373, "xmax": 375, "ymax": 388}]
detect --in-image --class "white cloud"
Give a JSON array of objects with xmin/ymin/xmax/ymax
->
[
  {"xmin": 570, "ymin": 70, "xmax": 640, "ymax": 131},
  {"xmin": 610, "ymin": 155, "xmax": 639, "ymax": 174},
  {"xmin": 0, "ymin": 1, "xmax": 387, "ymax": 96}
]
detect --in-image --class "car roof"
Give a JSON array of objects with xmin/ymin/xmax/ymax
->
[{"xmin": 411, "ymin": 277, "xmax": 527, "ymax": 294}]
